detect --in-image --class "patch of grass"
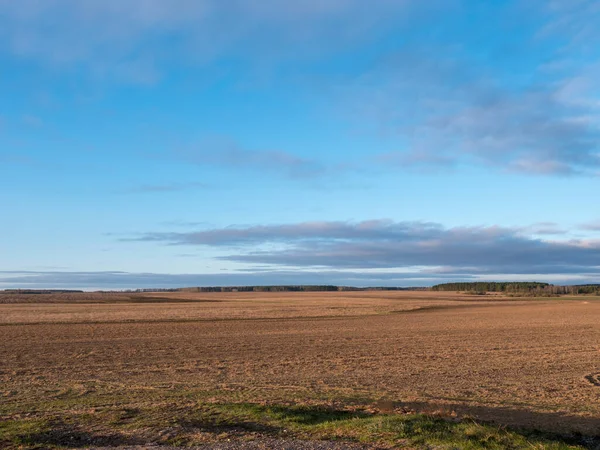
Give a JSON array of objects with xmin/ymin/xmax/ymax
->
[
  {"xmin": 355, "ymin": 414, "xmax": 583, "ymax": 449},
  {"xmin": 197, "ymin": 403, "xmax": 589, "ymax": 449},
  {"xmin": 0, "ymin": 417, "xmax": 140, "ymax": 449},
  {"xmin": 0, "ymin": 419, "xmax": 51, "ymax": 449},
  {"xmin": 1, "ymin": 401, "xmax": 594, "ymax": 449},
  {"xmin": 3, "ymin": 384, "xmax": 596, "ymax": 450}
]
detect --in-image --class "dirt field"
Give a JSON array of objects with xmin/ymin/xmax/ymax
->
[{"xmin": 1, "ymin": 291, "xmax": 599, "ymax": 448}]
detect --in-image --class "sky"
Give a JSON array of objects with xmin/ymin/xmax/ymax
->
[{"xmin": 1, "ymin": 0, "xmax": 600, "ymax": 290}]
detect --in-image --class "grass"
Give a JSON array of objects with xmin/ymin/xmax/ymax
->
[
  {"xmin": 198, "ymin": 403, "xmax": 591, "ymax": 449},
  {"xmin": 0, "ymin": 401, "xmax": 592, "ymax": 449}
]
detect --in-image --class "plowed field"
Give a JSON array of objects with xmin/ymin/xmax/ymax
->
[{"xmin": 1, "ymin": 291, "xmax": 599, "ymax": 447}]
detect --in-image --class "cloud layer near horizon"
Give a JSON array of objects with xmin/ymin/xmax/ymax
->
[
  {"xmin": 5, "ymin": 218, "xmax": 600, "ymax": 289},
  {"xmin": 1, "ymin": 267, "xmax": 598, "ymax": 290},
  {"xmin": 0, "ymin": 269, "xmax": 472, "ymax": 290},
  {"xmin": 127, "ymin": 220, "xmax": 600, "ymax": 277}
]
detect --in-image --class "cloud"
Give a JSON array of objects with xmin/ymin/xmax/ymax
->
[
  {"xmin": 0, "ymin": 153, "xmax": 39, "ymax": 166},
  {"xmin": 3, "ymin": 265, "xmax": 600, "ymax": 291},
  {"xmin": 21, "ymin": 114, "xmax": 44, "ymax": 128},
  {"xmin": 121, "ymin": 182, "xmax": 210, "ymax": 194},
  {"xmin": 320, "ymin": 1, "xmax": 600, "ymax": 177},
  {"xmin": 173, "ymin": 137, "xmax": 326, "ymax": 179},
  {"xmin": 0, "ymin": 0, "xmax": 425, "ymax": 84},
  {"xmin": 377, "ymin": 150, "xmax": 457, "ymax": 171},
  {"xmin": 539, "ymin": 0, "xmax": 600, "ymax": 53},
  {"xmin": 357, "ymin": 52, "xmax": 600, "ymax": 176},
  {"xmin": 519, "ymin": 222, "xmax": 567, "ymax": 236},
  {"xmin": 2, "ymin": 1, "xmax": 597, "ymax": 177},
  {"xmin": 160, "ymin": 220, "xmax": 212, "ymax": 228},
  {"xmin": 128, "ymin": 220, "xmax": 442, "ymax": 246},
  {"xmin": 125, "ymin": 220, "xmax": 600, "ymax": 277},
  {"xmin": 581, "ymin": 221, "xmax": 600, "ymax": 231},
  {"xmin": 0, "ymin": 269, "xmax": 464, "ymax": 290}
]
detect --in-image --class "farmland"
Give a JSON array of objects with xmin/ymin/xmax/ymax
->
[{"xmin": 1, "ymin": 290, "xmax": 599, "ymax": 449}]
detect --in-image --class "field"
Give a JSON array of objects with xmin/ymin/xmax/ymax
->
[{"xmin": 1, "ymin": 290, "xmax": 600, "ymax": 449}]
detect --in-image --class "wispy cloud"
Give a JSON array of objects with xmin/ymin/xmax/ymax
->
[
  {"xmin": 21, "ymin": 114, "xmax": 44, "ymax": 128},
  {"xmin": 357, "ymin": 54, "xmax": 600, "ymax": 176},
  {"xmin": 539, "ymin": 0, "xmax": 600, "ymax": 52},
  {"xmin": 0, "ymin": 152, "xmax": 39, "ymax": 166},
  {"xmin": 581, "ymin": 221, "xmax": 600, "ymax": 232},
  {"xmin": 173, "ymin": 137, "xmax": 326, "ymax": 179},
  {"xmin": 519, "ymin": 222, "xmax": 567, "ymax": 236},
  {"xmin": 0, "ymin": 0, "xmax": 427, "ymax": 84},
  {"xmin": 121, "ymin": 182, "xmax": 210, "ymax": 194},
  {"xmin": 326, "ymin": 1, "xmax": 600, "ymax": 177},
  {"xmin": 3, "ymin": 1, "xmax": 597, "ymax": 177}
]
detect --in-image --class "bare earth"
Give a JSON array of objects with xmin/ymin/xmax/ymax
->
[{"xmin": 1, "ymin": 290, "xmax": 600, "ymax": 445}]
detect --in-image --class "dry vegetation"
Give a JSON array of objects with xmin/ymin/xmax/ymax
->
[{"xmin": 1, "ymin": 290, "xmax": 599, "ymax": 448}]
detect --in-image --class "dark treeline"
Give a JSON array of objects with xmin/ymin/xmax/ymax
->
[
  {"xmin": 180, "ymin": 285, "xmax": 344, "ymax": 293},
  {"xmin": 432, "ymin": 282, "xmax": 550, "ymax": 292},
  {"xmin": 432, "ymin": 282, "xmax": 600, "ymax": 296},
  {"xmin": 176, "ymin": 286, "xmax": 421, "ymax": 293},
  {"xmin": 570, "ymin": 284, "xmax": 600, "ymax": 294},
  {"xmin": 131, "ymin": 288, "xmax": 180, "ymax": 293}
]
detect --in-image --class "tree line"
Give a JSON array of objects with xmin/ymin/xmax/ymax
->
[
  {"xmin": 431, "ymin": 282, "xmax": 600, "ymax": 296},
  {"xmin": 176, "ymin": 286, "xmax": 422, "ymax": 293},
  {"xmin": 179, "ymin": 285, "xmax": 340, "ymax": 293}
]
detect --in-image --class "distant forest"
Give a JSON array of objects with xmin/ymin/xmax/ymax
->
[
  {"xmin": 432, "ymin": 282, "xmax": 600, "ymax": 295},
  {"xmin": 174, "ymin": 285, "xmax": 420, "ymax": 293}
]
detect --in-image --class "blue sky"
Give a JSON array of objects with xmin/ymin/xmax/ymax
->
[{"xmin": 1, "ymin": 0, "xmax": 600, "ymax": 289}]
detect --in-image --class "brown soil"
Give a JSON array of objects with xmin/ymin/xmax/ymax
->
[{"xmin": 1, "ymin": 291, "xmax": 599, "ymax": 436}]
